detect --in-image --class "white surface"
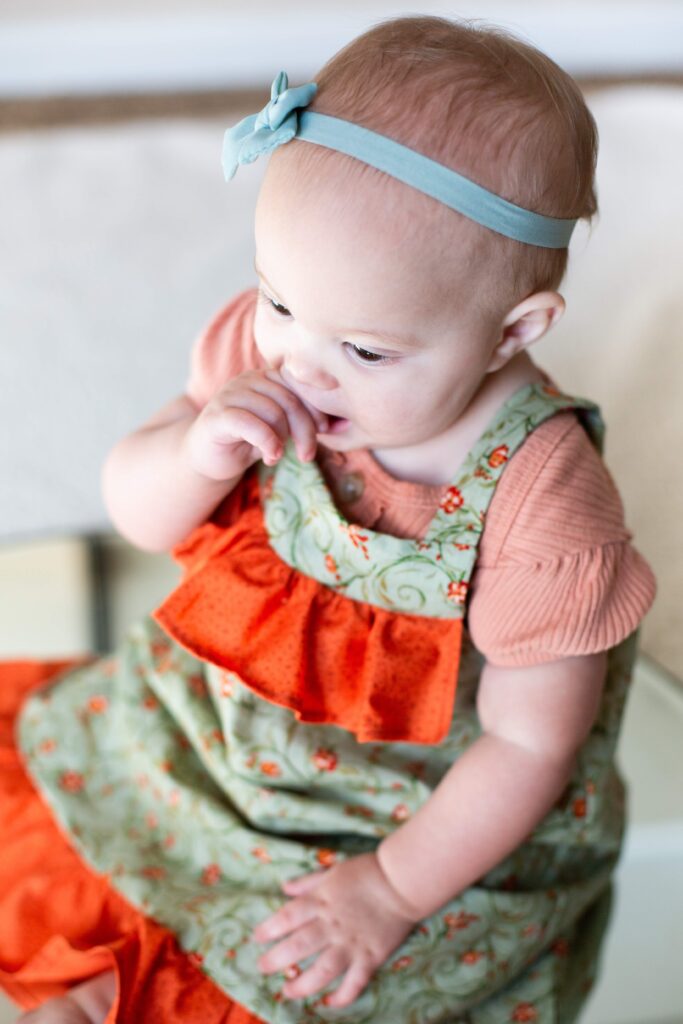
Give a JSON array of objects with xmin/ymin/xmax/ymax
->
[
  {"xmin": 583, "ymin": 846, "xmax": 683, "ymax": 1024},
  {"xmin": 0, "ymin": 2, "xmax": 681, "ymax": 97},
  {"xmin": 580, "ymin": 659, "xmax": 683, "ymax": 1021}
]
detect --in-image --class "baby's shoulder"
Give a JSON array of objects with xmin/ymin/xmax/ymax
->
[
  {"xmin": 468, "ymin": 409, "xmax": 657, "ymax": 665},
  {"xmin": 479, "ymin": 409, "xmax": 628, "ymax": 568},
  {"xmin": 186, "ymin": 286, "xmax": 261, "ymax": 407}
]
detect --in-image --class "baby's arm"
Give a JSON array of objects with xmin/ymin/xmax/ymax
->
[
  {"xmin": 101, "ymin": 371, "xmax": 328, "ymax": 552},
  {"xmin": 376, "ymin": 650, "xmax": 607, "ymax": 918},
  {"xmin": 101, "ymin": 393, "xmax": 233, "ymax": 553},
  {"xmin": 253, "ymin": 650, "xmax": 607, "ymax": 1008}
]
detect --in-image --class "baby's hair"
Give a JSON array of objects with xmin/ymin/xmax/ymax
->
[{"xmin": 281, "ymin": 15, "xmax": 599, "ymax": 322}]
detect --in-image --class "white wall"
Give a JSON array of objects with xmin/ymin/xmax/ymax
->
[{"xmin": 1, "ymin": 1, "xmax": 681, "ymax": 97}]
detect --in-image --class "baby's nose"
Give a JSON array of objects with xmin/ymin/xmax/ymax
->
[{"xmin": 282, "ymin": 356, "xmax": 338, "ymax": 391}]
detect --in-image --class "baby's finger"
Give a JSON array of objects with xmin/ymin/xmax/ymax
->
[
  {"xmin": 217, "ymin": 390, "xmax": 295, "ymax": 447},
  {"xmin": 260, "ymin": 370, "xmax": 331, "ymax": 432},
  {"xmin": 282, "ymin": 945, "xmax": 347, "ymax": 1001},
  {"xmin": 325, "ymin": 957, "xmax": 373, "ymax": 1008},
  {"xmin": 288, "ymin": 395, "xmax": 330, "ymax": 437},
  {"xmin": 259, "ymin": 371, "xmax": 330, "ymax": 457},
  {"xmin": 256, "ymin": 920, "xmax": 326, "ymax": 976},
  {"xmin": 210, "ymin": 407, "xmax": 284, "ymax": 464},
  {"xmin": 281, "ymin": 869, "xmax": 327, "ymax": 896},
  {"xmin": 252, "ymin": 896, "xmax": 317, "ymax": 944}
]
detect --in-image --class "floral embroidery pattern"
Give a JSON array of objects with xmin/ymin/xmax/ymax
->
[
  {"xmin": 511, "ymin": 1003, "xmax": 538, "ymax": 1022},
  {"xmin": 440, "ymin": 485, "xmax": 464, "ymax": 514},
  {"xmin": 201, "ymin": 863, "xmax": 221, "ymax": 886},
  {"xmin": 444, "ymin": 910, "xmax": 480, "ymax": 939},
  {"xmin": 447, "ymin": 580, "xmax": 469, "ymax": 605},
  {"xmin": 342, "ymin": 523, "xmax": 370, "ymax": 560},
  {"xmin": 488, "ymin": 443, "xmax": 509, "ymax": 468},
  {"xmin": 86, "ymin": 695, "xmax": 108, "ymax": 714},
  {"xmin": 311, "ymin": 748, "xmax": 338, "ymax": 772},
  {"xmin": 58, "ymin": 770, "xmax": 84, "ymax": 793}
]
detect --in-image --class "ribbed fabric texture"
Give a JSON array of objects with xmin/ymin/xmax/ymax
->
[{"xmin": 186, "ymin": 287, "xmax": 656, "ymax": 667}]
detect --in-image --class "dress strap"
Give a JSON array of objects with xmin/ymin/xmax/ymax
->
[{"xmin": 421, "ymin": 381, "xmax": 604, "ymax": 579}]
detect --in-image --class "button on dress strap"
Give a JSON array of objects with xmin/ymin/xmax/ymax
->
[{"xmin": 337, "ymin": 471, "xmax": 365, "ymax": 503}]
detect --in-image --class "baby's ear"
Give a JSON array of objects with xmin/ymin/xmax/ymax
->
[{"xmin": 486, "ymin": 291, "xmax": 565, "ymax": 373}]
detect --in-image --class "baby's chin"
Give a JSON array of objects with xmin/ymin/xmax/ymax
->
[{"xmin": 315, "ymin": 420, "xmax": 419, "ymax": 453}]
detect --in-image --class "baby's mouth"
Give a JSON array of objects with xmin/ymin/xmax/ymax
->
[{"xmin": 319, "ymin": 414, "xmax": 351, "ymax": 435}]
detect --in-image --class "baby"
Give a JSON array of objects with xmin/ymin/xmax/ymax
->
[{"xmin": 1, "ymin": 15, "xmax": 656, "ymax": 1024}]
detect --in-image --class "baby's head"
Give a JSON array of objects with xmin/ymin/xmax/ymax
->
[{"xmin": 248, "ymin": 16, "xmax": 598, "ymax": 461}]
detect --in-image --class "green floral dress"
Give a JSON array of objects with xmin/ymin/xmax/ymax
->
[{"xmin": 17, "ymin": 381, "xmax": 640, "ymax": 1023}]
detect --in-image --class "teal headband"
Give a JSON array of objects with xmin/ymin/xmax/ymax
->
[{"xmin": 223, "ymin": 71, "xmax": 577, "ymax": 250}]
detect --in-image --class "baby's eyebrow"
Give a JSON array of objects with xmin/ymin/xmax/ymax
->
[{"xmin": 253, "ymin": 257, "xmax": 423, "ymax": 349}]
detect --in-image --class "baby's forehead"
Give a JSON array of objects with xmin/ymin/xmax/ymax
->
[
  {"xmin": 257, "ymin": 141, "xmax": 521, "ymax": 333},
  {"xmin": 261, "ymin": 141, "xmax": 479, "ymax": 256}
]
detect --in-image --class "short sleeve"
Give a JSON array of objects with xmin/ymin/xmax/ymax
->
[
  {"xmin": 466, "ymin": 411, "xmax": 657, "ymax": 666},
  {"xmin": 186, "ymin": 286, "xmax": 263, "ymax": 407}
]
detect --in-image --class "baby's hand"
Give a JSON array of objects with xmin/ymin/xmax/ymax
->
[
  {"xmin": 182, "ymin": 369, "xmax": 330, "ymax": 481},
  {"xmin": 252, "ymin": 852, "xmax": 419, "ymax": 1009}
]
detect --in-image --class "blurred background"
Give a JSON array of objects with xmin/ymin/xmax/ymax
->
[{"xmin": 0, "ymin": 2, "xmax": 682, "ymax": 1022}]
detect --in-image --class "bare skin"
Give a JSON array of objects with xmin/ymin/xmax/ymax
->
[{"xmin": 15, "ymin": 971, "xmax": 116, "ymax": 1024}]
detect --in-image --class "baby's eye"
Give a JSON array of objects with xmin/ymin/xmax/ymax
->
[
  {"xmin": 346, "ymin": 343, "xmax": 393, "ymax": 366},
  {"xmin": 268, "ymin": 297, "xmax": 291, "ymax": 318}
]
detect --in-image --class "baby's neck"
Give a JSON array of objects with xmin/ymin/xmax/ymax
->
[{"xmin": 370, "ymin": 352, "xmax": 546, "ymax": 486}]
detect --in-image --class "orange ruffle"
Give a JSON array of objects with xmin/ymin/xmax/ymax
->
[
  {"xmin": 153, "ymin": 473, "xmax": 462, "ymax": 745},
  {"xmin": 0, "ymin": 660, "xmax": 264, "ymax": 1023}
]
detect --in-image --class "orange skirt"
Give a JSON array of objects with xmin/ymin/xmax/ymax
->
[{"xmin": 0, "ymin": 660, "xmax": 264, "ymax": 1024}]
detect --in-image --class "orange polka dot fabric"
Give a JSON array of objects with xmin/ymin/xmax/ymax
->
[{"xmin": 153, "ymin": 471, "xmax": 463, "ymax": 745}]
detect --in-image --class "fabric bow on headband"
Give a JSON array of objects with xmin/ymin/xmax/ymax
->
[
  {"xmin": 223, "ymin": 71, "xmax": 317, "ymax": 178},
  {"xmin": 222, "ymin": 70, "xmax": 577, "ymax": 249}
]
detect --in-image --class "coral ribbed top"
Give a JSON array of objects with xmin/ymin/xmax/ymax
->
[{"xmin": 185, "ymin": 287, "xmax": 656, "ymax": 667}]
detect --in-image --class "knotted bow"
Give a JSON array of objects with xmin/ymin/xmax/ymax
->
[{"xmin": 222, "ymin": 71, "xmax": 318, "ymax": 180}]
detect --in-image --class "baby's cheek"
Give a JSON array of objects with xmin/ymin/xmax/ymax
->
[{"xmin": 252, "ymin": 312, "xmax": 278, "ymax": 368}]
